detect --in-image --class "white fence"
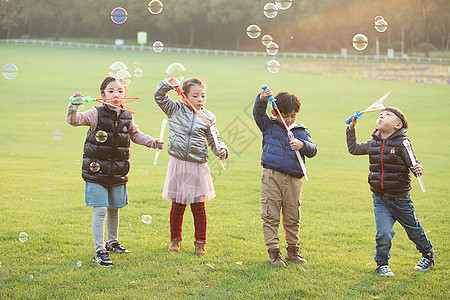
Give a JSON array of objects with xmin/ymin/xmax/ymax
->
[{"xmin": 1, "ymin": 39, "xmax": 449, "ymax": 64}]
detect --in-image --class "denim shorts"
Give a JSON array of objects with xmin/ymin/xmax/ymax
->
[{"xmin": 85, "ymin": 182, "xmax": 128, "ymax": 209}]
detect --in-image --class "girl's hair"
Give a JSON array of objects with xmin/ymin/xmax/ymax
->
[
  {"xmin": 100, "ymin": 77, "xmax": 127, "ymax": 96},
  {"xmin": 383, "ymin": 106, "xmax": 409, "ymax": 129},
  {"xmin": 182, "ymin": 77, "xmax": 207, "ymax": 96},
  {"xmin": 272, "ymin": 91, "xmax": 301, "ymax": 115}
]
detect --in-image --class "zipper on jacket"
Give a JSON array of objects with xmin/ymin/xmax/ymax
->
[
  {"xmin": 184, "ymin": 112, "xmax": 196, "ymax": 161},
  {"xmin": 380, "ymin": 139, "xmax": 385, "ymax": 190}
]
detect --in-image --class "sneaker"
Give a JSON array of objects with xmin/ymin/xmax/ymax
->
[
  {"xmin": 105, "ymin": 241, "xmax": 131, "ymax": 254},
  {"xmin": 268, "ymin": 247, "xmax": 286, "ymax": 267},
  {"xmin": 414, "ymin": 250, "xmax": 434, "ymax": 271},
  {"xmin": 93, "ymin": 250, "xmax": 114, "ymax": 267},
  {"xmin": 375, "ymin": 265, "xmax": 394, "ymax": 277}
]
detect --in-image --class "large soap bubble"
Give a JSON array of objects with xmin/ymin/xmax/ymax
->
[
  {"xmin": 246, "ymin": 24, "xmax": 262, "ymax": 39},
  {"xmin": 266, "ymin": 41, "xmax": 279, "ymax": 55},
  {"xmin": 352, "ymin": 34, "xmax": 368, "ymax": 51},
  {"xmin": 111, "ymin": 7, "xmax": 128, "ymax": 24},
  {"xmin": 263, "ymin": 3, "xmax": 278, "ymax": 18},
  {"xmin": 275, "ymin": 0, "xmax": 292, "ymax": 10},
  {"xmin": 375, "ymin": 19, "xmax": 388, "ymax": 33},
  {"xmin": 164, "ymin": 63, "xmax": 186, "ymax": 87},
  {"xmin": 2, "ymin": 63, "xmax": 18, "ymax": 80},
  {"xmin": 267, "ymin": 60, "xmax": 280, "ymax": 73},
  {"xmin": 148, "ymin": 0, "xmax": 163, "ymax": 15}
]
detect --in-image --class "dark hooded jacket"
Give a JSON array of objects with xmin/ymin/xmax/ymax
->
[{"xmin": 346, "ymin": 127, "xmax": 419, "ymax": 197}]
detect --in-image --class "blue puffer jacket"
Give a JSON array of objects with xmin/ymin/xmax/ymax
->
[{"xmin": 253, "ymin": 94, "xmax": 317, "ymax": 178}]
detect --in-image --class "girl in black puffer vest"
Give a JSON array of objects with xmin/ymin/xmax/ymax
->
[
  {"xmin": 346, "ymin": 107, "xmax": 434, "ymax": 276},
  {"xmin": 67, "ymin": 77, "xmax": 163, "ymax": 267}
]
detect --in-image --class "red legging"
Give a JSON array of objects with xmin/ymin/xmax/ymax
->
[{"xmin": 170, "ymin": 201, "xmax": 207, "ymax": 240}]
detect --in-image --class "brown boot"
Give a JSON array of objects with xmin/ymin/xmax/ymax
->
[
  {"xmin": 194, "ymin": 240, "xmax": 207, "ymax": 256},
  {"xmin": 268, "ymin": 247, "xmax": 286, "ymax": 267},
  {"xmin": 285, "ymin": 245, "xmax": 307, "ymax": 264},
  {"xmin": 168, "ymin": 238, "xmax": 182, "ymax": 253}
]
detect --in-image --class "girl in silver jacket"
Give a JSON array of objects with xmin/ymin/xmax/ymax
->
[{"xmin": 154, "ymin": 77, "xmax": 228, "ymax": 255}]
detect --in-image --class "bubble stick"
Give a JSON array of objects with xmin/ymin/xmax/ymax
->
[
  {"xmin": 154, "ymin": 119, "xmax": 167, "ymax": 165},
  {"xmin": 402, "ymin": 139, "xmax": 426, "ymax": 192},
  {"xmin": 262, "ymin": 85, "xmax": 309, "ymax": 180},
  {"xmin": 345, "ymin": 89, "xmax": 392, "ymax": 124}
]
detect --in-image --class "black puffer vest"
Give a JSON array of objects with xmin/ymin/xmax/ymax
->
[
  {"xmin": 368, "ymin": 129, "xmax": 411, "ymax": 196},
  {"xmin": 82, "ymin": 105, "xmax": 132, "ymax": 187}
]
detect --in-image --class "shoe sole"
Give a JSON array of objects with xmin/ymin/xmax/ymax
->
[{"xmin": 93, "ymin": 259, "xmax": 114, "ymax": 268}]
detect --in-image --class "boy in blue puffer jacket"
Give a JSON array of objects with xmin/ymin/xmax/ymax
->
[{"xmin": 253, "ymin": 87, "xmax": 317, "ymax": 267}]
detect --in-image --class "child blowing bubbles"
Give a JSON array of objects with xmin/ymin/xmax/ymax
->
[
  {"xmin": 346, "ymin": 107, "xmax": 434, "ymax": 276},
  {"xmin": 254, "ymin": 87, "xmax": 317, "ymax": 267},
  {"xmin": 67, "ymin": 77, "xmax": 163, "ymax": 267},
  {"xmin": 154, "ymin": 77, "xmax": 227, "ymax": 255}
]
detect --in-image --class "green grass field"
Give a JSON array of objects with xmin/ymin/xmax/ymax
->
[{"xmin": 0, "ymin": 44, "xmax": 449, "ymax": 299}]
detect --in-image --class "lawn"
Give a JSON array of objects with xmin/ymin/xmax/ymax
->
[{"xmin": 0, "ymin": 44, "xmax": 449, "ymax": 299}]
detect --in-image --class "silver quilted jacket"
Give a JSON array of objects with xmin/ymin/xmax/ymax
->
[{"xmin": 154, "ymin": 81, "xmax": 227, "ymax": 163}]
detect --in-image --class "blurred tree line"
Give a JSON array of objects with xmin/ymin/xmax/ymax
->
[{"xmin": 1, "ymin": 0, "xmax": 449, "ymax": 56}]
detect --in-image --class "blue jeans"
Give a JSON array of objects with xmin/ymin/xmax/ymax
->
[{"xmin": 372, "ymin": 193, "xmax": 432, "ymax": 266}]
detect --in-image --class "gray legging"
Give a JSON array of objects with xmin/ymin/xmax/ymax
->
[{"xmin": 92, "ymin": 206, "xmax": 119, "ymax": 252}]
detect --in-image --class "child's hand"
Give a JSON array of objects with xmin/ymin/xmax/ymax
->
[
  {"xmin": 290, "ymin": 139, "xmax": 304, "ymax": 151},
  {"xmin": 260, "ymin": 88, "xmax": 273, "ymax": 100},
  {"xmin": 156, "ymin": 139, "xmax": 164, "ymax": 150},
  {"xmin": 412, "ymin": 163, "xmax": 423, "ymax": 175},
  {"xmin": 71, "ymin": 92, "xmax": 83, "ymax": 109},
  {"xmin": 348, "ymin": 116, "xmax": 358, "ymax": 129},
  {"xmin": 217, "ymin": 149, "xmax": 227, "ymax": 159}
]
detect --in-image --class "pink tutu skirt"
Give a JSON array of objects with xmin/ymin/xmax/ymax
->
[{"xmin": 162, "ymin": 156, "xmax": 215, "ymax": 204}]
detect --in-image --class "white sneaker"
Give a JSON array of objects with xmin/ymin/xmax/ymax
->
[{"xmin": 376, "ymin": 265, "xmax": 395, "ymax": 277}]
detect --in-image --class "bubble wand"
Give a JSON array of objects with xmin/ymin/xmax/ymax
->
[
  {"xmin": 165, "ymin": 63, "xmax": 226, "ymax": 170},
  {"xmin": 402, "ymin": 139, "xmax": 426, "ymax": 192},
  {"xmin": 154, "ymin": 119, "xmax": 167, "ymax": 165},
  {"xmin": 345, "ymin": 89, "xmax": 393, "ymax": 124},
  {"xmin": 69, "ymin": 96, "xmax": 138, "ymax": 114},
  {"xmin": 262, "ymin": 85, "xmax": 309, "ymax": 180}
]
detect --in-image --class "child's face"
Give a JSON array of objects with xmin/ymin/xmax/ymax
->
[
  {"xmin": 186, "ymin": 85, "xmax": 206, "ymax": 110},
  {"xmin": 376, "ymin": 110, "xmax": 403, "ymax": 133},
  {"xmin": 102, "ymin": 81, "xmax": 126, "ymax": 108},
  {"xmin": 276, "ymin": 110, "xmax": 298, "ymax": 128}
]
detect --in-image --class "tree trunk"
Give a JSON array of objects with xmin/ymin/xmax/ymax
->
[
  {"xmin": 235, "ymin": 30, "xmax": 240, "ymax": 50},
  {"xmin": 423, "ymin": 2, "xmax": 429, "ymax": 57},
  {"xmin": 188, "ymin": 26, "xmax": 194, "ymax": 48}
]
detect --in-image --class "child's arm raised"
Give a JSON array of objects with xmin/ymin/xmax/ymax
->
[
  {"xmin": 154, "ymin": 81, "xmax": 179, "ymax": 116},
  {"xmin": 346, "ymin": 118, "xmax": 370, "ymax": 155},
  {"xmin": 253, "ymin": 91, "xmax": 271, "ymax": 132},
  {"xmin": 66, "ymin": 92, "xmax": 97, "ymax": 130}
]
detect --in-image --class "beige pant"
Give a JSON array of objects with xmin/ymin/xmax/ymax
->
[{"xmin": 260, "ymin": 168, "xmax": 303, "ymax": 249}]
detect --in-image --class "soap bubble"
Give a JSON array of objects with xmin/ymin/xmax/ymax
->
[
  {"xmin": 164, "ymin": 63, "xmax": 186, "ymax": 87},
  {"xmin": 148, "ymin": 0, "xmax": 163, "ymax": 15},
  {"xmin": 2, "ymin": 63, "xmax": 18, "ymax": 80},
  {"xmin": 29, "ymin": 275, "xmax": 34, "ymax": 280},
  {"xmin": 266, "ymin": 41, "xmax": 279, "ymax": 55},
  {"xmin": 111, "ymin": 7, "xmax": 128, "ymax": 24},
  {"xmin": 53, "ymin": 130, "xmax": 62, "ymax": 141},
  {"xmin": 134, "ymin": 68, "xmax": 143, "ymax": 78},
  {"xmin": 152, "ymin": 41, "xmax": 164, "ymax": 52},
  {"xmin": 142, "ymin": 215, "xmax": 152, "ymax": 224},
  {"xmin": 108, "ymin": 61, "xmax": 127, "ymax": 78},
  {"xmin": 352, "ymin": 34, "xmax": 368, "ymax": 51},
  {"xmin": 267, "ymin": 60, "xmax": 280, "ymax": 73},
  {"xmin": 275, "ymin": 0, "xmax": 292, "ymax": 10},
  {"xmin": 246, "ymin": 24, "xmax": 261, "ymax": 39},
  {"xmin": 19, "ymin": 232, "xmax": 28, "ymax": 243},
  {"xmin": 261, "ymin": 34, "xmax": 273, "ymax": 46},
  {"xmin": 89, "ymin": 162, "xmax": 100, "ymax": 172},
  {"xmin": 134, "ymin": 62, "xmax": 141, "ymax": 69},
  {"xmin": 95, "ymin": 130, "xmax": 108, "ymax": 143},
  {"xmin": 71, "ymin": 97, "xmax": 86, "ymax": 112},
  {"xmin": 77, "ymin": 261, "xmax": 82, "ymax": 267},
  {"xmin": 375, "ymin": 19, "xmax": 388, "ymax": 33},
  {"xmin": 374, "ymin": 15, "xmax": 384, "ymax": 23},
  {"xmin": 115, "ymin": 70, "xmax": 132, "ymax": 87},
  {"xmin": 263, "ymin": 3, "xmax": 278, "ymax": 18}
]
